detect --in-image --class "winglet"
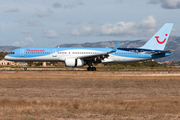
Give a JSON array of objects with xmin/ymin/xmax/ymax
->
[
  {"xmin": 114, "ymin": 42, "xmax": 120, "ymax": 50},
  {"xmin": 111, "ymin": 42, "xmax": 120, "ymax": 52}
]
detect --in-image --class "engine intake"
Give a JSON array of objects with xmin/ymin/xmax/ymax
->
[{"xmin": 65, "ymin": 58, "xmax": 84, "ymax": 67}]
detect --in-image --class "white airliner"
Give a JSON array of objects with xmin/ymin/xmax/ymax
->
[{"xmin": 5, "ymin": 23, "xmax": 174, "ymax": 71}]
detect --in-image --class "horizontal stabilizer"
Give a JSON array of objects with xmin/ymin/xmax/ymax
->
[{"xmin": 152, "ymin": 50, "xmax": 174, "ymax": 56}]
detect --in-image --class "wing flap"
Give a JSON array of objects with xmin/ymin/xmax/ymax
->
[{"xmin": 78, "ymin": 53, "xmax": 109, "ymax": 61}]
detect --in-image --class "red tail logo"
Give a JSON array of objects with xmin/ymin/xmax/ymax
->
[{"xmin": 155, "ymin": 34, "xmax": 168, "ymax": 44}]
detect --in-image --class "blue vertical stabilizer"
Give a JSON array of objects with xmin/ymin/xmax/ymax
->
[{"xmin": 140, "ymin": 23, "xmax": 174, "ymax": 50}]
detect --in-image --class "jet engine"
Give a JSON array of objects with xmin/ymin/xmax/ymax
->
[{"xmin": 65, "ymin": 58, "xmax": 85, "ymax": 67}]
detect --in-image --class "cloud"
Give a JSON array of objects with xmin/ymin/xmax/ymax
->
[
  {"xmin": 13, "ymin": 37, "xmax": 34, "ymax": 47},
  {"xmin": 66, "ymin": 21, "xmax": 82, "ymax": 25},
  {"xmin": 52, "ymin": 1, "xmax": 83, "ymax": 9},
  {"xmin": 28, "ymin": 20, "xmax": 42, "ymax": 26},
  {"xmin": 148, "ymin": 0, "xmax": 180, "ymax": 9},
  {"xmin": 75, "ymin": 1, "xmax": 83, "ymax": 5},
  {"xmin": 43, "ymin": 29, "xmax": 59, "ymax": 38},
  {"xmin": 5, "ymin": 8, "xmax": 19, "ymax": 12},
  {"xmin": 71, "ymin": 26, "xmax": 99, "ymax": 36},
  {"xmin": 81, "ymin": 26, "xmax": 99, "ymax": 36},
  {"xmin": 21, "ymin": 30, "xmax": 31, "ymax": 34},
  {"xmin": 52, "ymin": 1, "xmax": 62, "ymax": 8},
  {"xmin": 148, "ymin": 0, "xmax": 161, "ymax": 4},
  {"xmin": 139, "ymin": 15, "xmax": 157, "ymax": 28},
  {"xmin": 15, "ymin": 18, "xmax": 42, "ymax": 27},
  {"xmin": 100, "ymin": 22, "xmax": 137, "ymax": 36},
  {"xmin": 70, "ymin": 29, "xmax": 80, "ymax": 36},
  {"xmin": 89, "ymin": 20, "xmax": 96, "ymax": 25},
  {"xmin": 36, "ymin": 9, "xmax": 53, "ymax": 18},
  {"xmin": 70, "ymin": 15, "xmax": 157, "ymax": 36},
  {"xmin": 15, "ymin": 17, "xmax": 27, "ymax": 27},
  {"xmin": 15, "ymin": 17, "xmax": 24, "ymax": 22}
]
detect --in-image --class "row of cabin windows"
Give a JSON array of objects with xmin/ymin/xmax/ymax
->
[
  {"xmin": 72, "ymin": 52, "xmax": 103, "ymax": 54},
  {"xmin": 115, "ymin": 52, "xmax": 138, "ymax": 54},
  {"xmin": 58, "ymin": 52, "xmax": 66, "ymax": 54},
  {"xmin": 24, "ymin": 52, "xmax": 140, "ymax": 55},
  {"xmin": 57, "ymin": 52, "xmax": 139, "ymax": 54},
  {"xmin": 58, "ymin": 52, "xmax": 103, "ymax": 54},
  {"xmin": 26, "ymin": 52, "xmax": 50, "ymax": 54}
]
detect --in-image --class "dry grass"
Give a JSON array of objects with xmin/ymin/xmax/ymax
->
[
  {"xmin": 0, "ymin": 71, "xmax": 180, "ymax": 119},
  {"xmin": 0, "ymin": 97, "xmax": 180, "ymax": 120}
]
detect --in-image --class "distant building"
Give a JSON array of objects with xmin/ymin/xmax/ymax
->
[
  {"xmin": 0, "ymin": 59, "xmax": 24, "ymax": 66},
  {"xmin": 42, "ymin": 62, "xmax": 46, "ymax": 67}
]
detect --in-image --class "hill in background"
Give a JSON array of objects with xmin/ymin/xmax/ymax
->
[{"xmin": 0, "ymin": 46, "xmax": 19, "ymax": 53}]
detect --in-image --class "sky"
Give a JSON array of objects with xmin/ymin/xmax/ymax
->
[{"xmin": 0, "ymin": 0, "xmax": 180, "ymax": 47}]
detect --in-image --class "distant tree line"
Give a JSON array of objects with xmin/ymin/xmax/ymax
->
[
  {"xmin": 103, "ymin": 61, "xmax": 162, "ymax": 68},
  {"xmin": 0, "ymin": 52, "xmax": 8, "ymax": 60}
]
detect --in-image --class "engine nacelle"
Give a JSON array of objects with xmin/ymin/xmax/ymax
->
[{"xmin": 65, "ymin": 58, "xmax": 85, "ymax": 67}]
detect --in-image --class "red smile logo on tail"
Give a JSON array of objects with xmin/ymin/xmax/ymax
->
[{"xmin": 155, "ymin": 34, "xmax": 168, "ymax": 44}]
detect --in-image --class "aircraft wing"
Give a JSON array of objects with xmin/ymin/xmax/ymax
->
[
  {"xmin": 77, "ymin": 52, "xmax": 110, "ymax": 61},
  {"xmin": 77, "ymin": 42, "xmax": 120, "ymax": 61}
]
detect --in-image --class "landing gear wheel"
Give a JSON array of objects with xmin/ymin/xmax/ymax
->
[
  {"xmin": 24, "ymin": 67, "xmax": 27, "ymax": 71},
  {"xmin": 87, "ymin": 62, "xmax": 96, "ymax": 71},
  {"xmin": 87, "ymin": 67, "xmax": 91, "ymax": 71},
  {"xmin": 22, "ymin": 62, "xmax": 27, "ymax": 71},
  {"xmin": 87, "ymin": 67, "xmax": 96, "ymax": 71},
  {"xmin": 92, "ymin": 67, "xmax": 96, "ymax": 71}
]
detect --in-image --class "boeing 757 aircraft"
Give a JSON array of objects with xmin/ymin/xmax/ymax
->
[{"xmin": 5, "ymin": 23, "xmax": 174, "ymax": 71}]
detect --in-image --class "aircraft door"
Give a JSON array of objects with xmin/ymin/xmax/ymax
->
[
  {"xmin": 20, "ymin": 49, "xmax": 24, "ymax": 57},
  {"xmin": 52, "ymin": 49, "xmax": 57, "ymax": 57},
  {"xmin": 141, "ymin": 51, "xmax": 144, "ymax": 58}
]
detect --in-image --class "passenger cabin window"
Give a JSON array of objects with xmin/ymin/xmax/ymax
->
[{"xmin": 58, "ymin": 52, "xmax": 66, "ymax": 54}]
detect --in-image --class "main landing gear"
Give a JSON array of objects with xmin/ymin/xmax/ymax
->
[
  {"xmin": 87, "ymin": 62, "xmax": 96, "ymax": 71},
  {"xmin": 87, "ymin": 67, "xmax": 96, "ymax": 71}
]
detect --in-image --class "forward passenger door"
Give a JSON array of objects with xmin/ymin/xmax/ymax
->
[{"xmin": 52, "ymin": 49, "xmax": 57, "ymax": 57}]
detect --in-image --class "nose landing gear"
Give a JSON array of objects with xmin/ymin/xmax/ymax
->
[
  {"xmin": 24, "ymin": 67, "xmax": 27, "ymax": 71},
  {"xmin": 22, "ymin": 62, "xmax": 27, "ymax": 71}
]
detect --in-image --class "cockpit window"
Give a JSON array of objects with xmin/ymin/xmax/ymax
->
[{"xmin": 9, "ymin": 52, "xmax": 15, "ymax": 54}]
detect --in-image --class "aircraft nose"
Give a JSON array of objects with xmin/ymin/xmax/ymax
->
[{"xmin": 4, "ymin": 55, "xmax": 10, "ymax": 60}]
